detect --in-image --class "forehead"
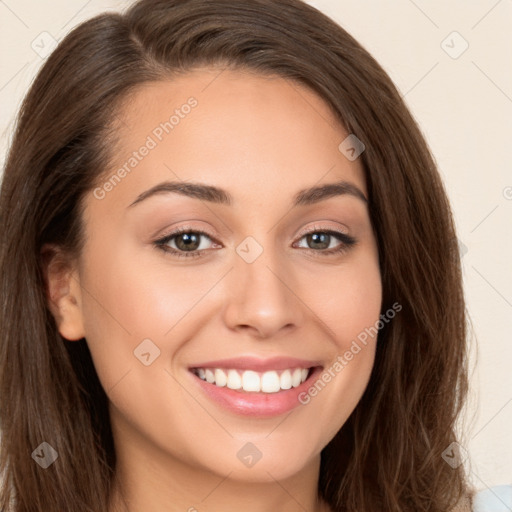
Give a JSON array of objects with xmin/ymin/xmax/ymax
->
[{"xmin": 98, "ymin": 67, "xmax": 367, "ymax": 209}]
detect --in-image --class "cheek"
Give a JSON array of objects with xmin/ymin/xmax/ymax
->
[
  {"xmin": 306, "ymin": 248, "xmax": 382, "ymax": 349},
  {"xmin": 77, "ymin": 237, "xmax": 226, "ymax": 386},
  {"xmin": 295, "ymin": 250, "xmax": 382, "ymax": 437}
]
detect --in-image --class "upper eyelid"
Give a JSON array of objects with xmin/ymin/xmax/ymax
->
[
  {"xmin": 158, "ymin": 225, "xmax": 347, "ymax": 238},
  {"xmin": 295, "ymin": 223, "xmax": 350, "ymax": 239}
]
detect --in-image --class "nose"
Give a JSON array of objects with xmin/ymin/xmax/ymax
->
[{"xmin": 221, "ymin": 242, "xmax": 305, "ymax": 339}]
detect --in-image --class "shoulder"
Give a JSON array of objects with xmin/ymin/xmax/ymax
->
[
  {"xmin": 450, "ymin": 485, "xmax": 512, "ymax": 512},
  {"xmin": 471, "ymin": 484, "xmax": 512, "ymax": 512}
]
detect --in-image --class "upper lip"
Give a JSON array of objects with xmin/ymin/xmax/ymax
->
[{"xmin": 188, "ymin": 356, "xmax": 323, "ymax": 372}]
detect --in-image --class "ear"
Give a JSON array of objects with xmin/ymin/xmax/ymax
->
[{"xmin": 41, "ymin": 244, "xmax": 85, "ymax": 341}]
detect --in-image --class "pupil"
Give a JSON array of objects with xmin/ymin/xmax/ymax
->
[
  {"xmin": 177, "ymin": 233, "xmax": 199, "ymax": 251},
  {"xmin": 309, "ymin": 233, "xmax": 329, "ymax": 249}
]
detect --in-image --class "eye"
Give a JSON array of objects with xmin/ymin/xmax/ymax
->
[
  {"xmin": 154, "ymin": 227, "xmax": 219, "ymax": 259},
  {"xmin": 294, "ymin": 227, "xmax": 357, "ymax": 256},
  {"xmin": 154, "ymin": 225, "xmax": 357, "ymax": 259}
]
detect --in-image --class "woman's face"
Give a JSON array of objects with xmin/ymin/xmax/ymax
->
[{"xmin": 63, "ymin": 68, "xmax": 382, "ymax": 483}]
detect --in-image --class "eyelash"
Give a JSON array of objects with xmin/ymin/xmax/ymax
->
[{"xmin": 154, "ymin": 225, "xmax": 357, "ymax": 259}]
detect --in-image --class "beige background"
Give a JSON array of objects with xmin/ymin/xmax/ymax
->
[{"xmin": 1, "ymin": 0, "xmax": 511, "ymax": 494}]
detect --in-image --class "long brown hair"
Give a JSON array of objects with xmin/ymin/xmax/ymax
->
[{"xmin": 0, "ymin": 0, "xmax": 472, "ymax": 510}]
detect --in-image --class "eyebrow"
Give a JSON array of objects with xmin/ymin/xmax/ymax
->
[{"xmin": 128, "ymin": 179, "xmax": 368, "ymax": 208}]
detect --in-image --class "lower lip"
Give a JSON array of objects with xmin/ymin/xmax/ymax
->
[{"xmin": 189, "ymin": 366, "xmax": 323, "ymax": 417}]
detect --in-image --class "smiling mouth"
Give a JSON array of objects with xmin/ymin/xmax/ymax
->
[{"xmin": 190, "ymin": 366, "xmax": 319, "ymax": 393}]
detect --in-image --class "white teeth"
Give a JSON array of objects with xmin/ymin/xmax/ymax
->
[
  {"xmin": 242, "ymin": 370, "xmax": 261, "ymax": 392},
  {"xmin": 261, "ymin": 371, "xmax": 280, "ymax": 393},
  {"xmin": 193, "ymin": 367, "xmax": 312, "ymax": 393},
  {"xmin": 214, "ymin": 369, "xmax": 227, "ymax": 387},
  {"xmin": 291, "ymin": 368, "xmax": 302, "ymax": 387},
  {"xmin": 205, "ymin": 369, "xmax": 215, "ymax": 383},
  {"xmin": 280, "ymin": 369, "xmax": 292, "ymax": 390},
  {"xmin": 226, "ymin": 369, "xmax": 242, "ymax": 390}
]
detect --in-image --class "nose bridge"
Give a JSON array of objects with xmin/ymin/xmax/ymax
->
[{"xmin": 222, "ymin": 235, "xmax": 302, "ymax": 337}]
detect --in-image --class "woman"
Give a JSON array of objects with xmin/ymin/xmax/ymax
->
[{"xmin": 0, "ymin": 0, "xmax": 481, "ymax": 510}]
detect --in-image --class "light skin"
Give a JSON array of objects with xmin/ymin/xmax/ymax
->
[{"xmin": 44, "ymin": 68, "xmax": 382, "ymax": 512}]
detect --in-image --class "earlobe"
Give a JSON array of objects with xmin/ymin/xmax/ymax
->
[{"xmin": 41, "ymin": 244, "xmax": 85, "ymax": 341}]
